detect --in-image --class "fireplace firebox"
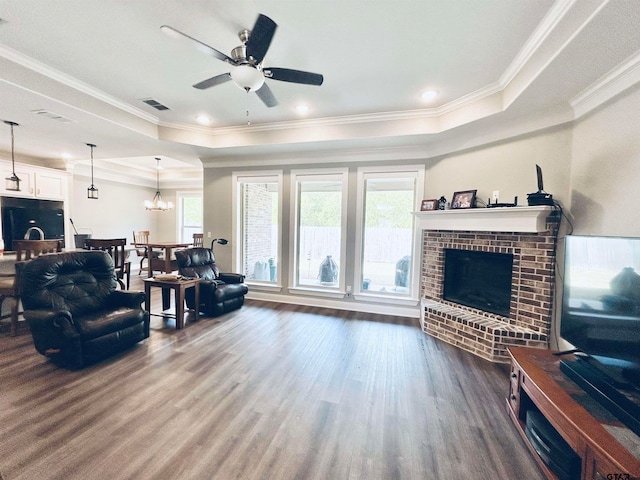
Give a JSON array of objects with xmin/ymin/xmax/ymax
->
[{"xmin": 443, "ymin": 248, "xmax": 513, "ymax": 317}]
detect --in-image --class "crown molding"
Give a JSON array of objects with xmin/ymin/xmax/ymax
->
[
  {"xmin": 570, "ymin": 50, "xmax": 640, "ymax": 119},
  {"xmin": 0, "ymin": 43, "xmax": 158, "ymax": 124},
  {"xmin": 202, "ymin": 102, "xmax": 575, "ymax": 170},
  {"xmin": 157, "ymin": 1, "xmax": 608, "ymax": 150},
  {"xmin": 161, "ymin": 81, "xmax": 508, "ymax": 137},
  {"xmin": 2, "ymin": 1, "xmax": 577, "ymax": 140},
  {"xmin": 73, "ymin": 163, "xmax": 202, "ymax": 189},
  {"xmin": 2, "ymin": 0, "xmax": 629, "ymax": 158},
  {"xmin": 500, "ymin": 0, "xmax": 577, "ymax": 86}
]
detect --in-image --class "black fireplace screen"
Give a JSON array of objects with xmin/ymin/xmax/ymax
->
[{"xmin": 443, "ymin": 248, "xmax": 513, "ymax": 317}]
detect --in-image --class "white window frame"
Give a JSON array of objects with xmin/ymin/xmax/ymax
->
[
  {"xmin": 289, "ymin": 168, "xmax": 349, "ymax": 297},
  {"xmin": 176, "ymin": 190, "xmax": 203, "ymax": 244},
  {"xmin": 353, "ymin": 165, "xmax": 424, "ymax": 303},
  {"xmin": 232, "ymin": 170, "xmax": 283, "ymax": 289}
]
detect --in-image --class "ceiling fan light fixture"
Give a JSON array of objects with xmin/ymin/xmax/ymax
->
[
  {"xmin": 230, "ymin": 64, "xmax": 265, "ymax": 92},
  {"xmin": 164, "ymin": 15, "xmax": 323, "ymax": 108}
]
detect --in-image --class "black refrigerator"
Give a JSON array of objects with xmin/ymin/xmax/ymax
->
[{"xmin": 1, "ymin": 197, "xmax": 65, "ymax": 251}]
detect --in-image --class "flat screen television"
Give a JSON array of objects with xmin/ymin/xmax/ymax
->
[{"xmin": 560, "ymin": 235, "xmax": 640, "ymax": 436}]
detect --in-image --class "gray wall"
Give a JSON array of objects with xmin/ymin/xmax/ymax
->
[
  {"xmin": 71, "ymin": 175, "xmax": 178, "ymax": 242},
  {"xmin": 570, "ymin": 84, "xmax": 640, "ymax": 236},
  {"xmin": 203, "ymin": 127, "xmax": 575, "ymax": 284},
  {"xmin": 424, "ymin": 125, "xmax": 573, "ymax": 210}
]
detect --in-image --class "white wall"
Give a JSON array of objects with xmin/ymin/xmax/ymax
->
[
  {"xmin": 570, "ymin": 84, "xmax": 640, "ymax": 237},
  {"xmin": 424, "ymin": 126, "xmax": 573, "ymax": 208},
  {"xmin": 71, "ymin": 175, "xmax": 177, "ymax": 242}
]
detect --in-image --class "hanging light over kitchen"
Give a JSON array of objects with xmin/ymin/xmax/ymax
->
[
  {"xmin": 86, "ymin": 143, "xmax": 98, "ymax": 199},
  {"xmin": 4, "ymin": 121, "xmax": 21, "ymax": 191}
]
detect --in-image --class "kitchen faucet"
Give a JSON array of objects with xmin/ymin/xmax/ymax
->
[{"xmin": 24, "ymin": 226, "xmax": 45, "ymax": 240}]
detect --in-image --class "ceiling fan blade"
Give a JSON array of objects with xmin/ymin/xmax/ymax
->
[
  {"xmin": 264, "ymin": 67, "xmax": 324, "ymax": 86},
  {"xmin": 255, "ymin": 83, "xmax": 278, "ymax": 108},
  {"xmin": 193, "ymin": 73, "xmax": 232, "ymax": 90},
  {"xmin": 161, "ymin": 25, "xmax": 237, "ymax": 65},
  {"xmin": 246, "ymin": 14, "xmax": 277, "ymax": 64}
]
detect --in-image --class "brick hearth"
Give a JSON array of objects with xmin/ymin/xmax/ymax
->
[{"xmin": 420, "ymin": 213, "xmax": 560, "ymax": 363}]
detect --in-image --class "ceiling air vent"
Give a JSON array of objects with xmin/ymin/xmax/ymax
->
[
  {"xmin": 30, "ymin": 109, "xmax": 74, "ymax": 123},
  {"xmin": 141, "ymin": 98, "xmax": 170, "ymax": 111}
]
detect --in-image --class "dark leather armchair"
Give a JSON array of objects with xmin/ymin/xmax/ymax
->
[
  {"xmin": 18, "ymin": 250, "xmax": 150, "ymax": 368},
  {"xmin": 175, "ymin": 247, "xmax": 248, "ymax": 317},
  {"xmin": 0, "ymin": 239, "xmax": 62, "ymax": 336}
]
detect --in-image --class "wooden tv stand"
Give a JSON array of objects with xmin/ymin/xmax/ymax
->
[{"xmin": 507, "ymin": 347, "xmax": 640, "ymax": 480}]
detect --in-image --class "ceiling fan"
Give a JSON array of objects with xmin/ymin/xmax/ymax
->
[{"xmin": 161, "ymin": 14, "xmax": 324, "ymax": 108}]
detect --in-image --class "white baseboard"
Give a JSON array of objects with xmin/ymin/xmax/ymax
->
[{"xmin": 246, "ymin": 290, "xmax": 420, "ymax": 318}]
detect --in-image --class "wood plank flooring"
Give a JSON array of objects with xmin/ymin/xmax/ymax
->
[{"xmin": 0, "ymin": 275, "xmax": 543, "ymax": 480}]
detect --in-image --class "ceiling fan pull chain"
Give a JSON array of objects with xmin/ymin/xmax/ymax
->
[{"xmin": 246, "ymin": 89, "xmax": 251, "ymax": 125}]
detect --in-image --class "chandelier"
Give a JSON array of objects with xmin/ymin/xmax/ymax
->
[{"xmin": 144, "ymin": 157, "xmax": 173, "ymax": 211}]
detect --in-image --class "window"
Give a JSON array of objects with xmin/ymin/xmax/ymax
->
[
  {"xmin": 233, "ymin": 172, "xmax": 282, "ymax": 285},
  {"xmin": 177, "ymin": 192, "xmax": 202, "ymax": 244},
  {"xmin": 290, "ymin": 169, "xmax": 348, "ymax": 292},
  {"xmin": 355, "ymin": 166, "xmax": 424, "ymax": 299}
]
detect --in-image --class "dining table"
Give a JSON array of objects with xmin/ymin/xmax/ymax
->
[{"xmin": 143, "ymin": 241, "xmax": 192, "ymax": 278}]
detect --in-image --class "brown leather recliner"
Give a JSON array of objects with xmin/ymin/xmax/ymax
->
[
  {"xmin": 18, "ymin": 250, "xmax": 150, "ymax": 368},
  {"xmin": 175, "ymin": 247, "xmax": 248, "ymax": 317}
]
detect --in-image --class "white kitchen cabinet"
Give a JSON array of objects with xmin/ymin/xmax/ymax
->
[
  {"xmin": 0, "ymin": 161, "xmax": 68, "ymax": 200},
  {"xmin": 34, "ymin": 171, "xmax": 66, "ymax": 200}
]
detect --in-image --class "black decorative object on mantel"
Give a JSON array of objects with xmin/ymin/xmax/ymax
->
[
  {"xmin": 437, "ymin": 196, "xmax": 447, "ymax": 210},
  {"xmin": 527, "ymin": 164, "xmax": 554, "ymax": 206},
  {"xmin": 487, "ymin": 196, "xmax": 518, "ymax": 208}
]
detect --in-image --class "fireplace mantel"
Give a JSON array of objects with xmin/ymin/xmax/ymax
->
[{"xmin": 414, "ymin": 206, "xmax": 554, "ymax": 233}]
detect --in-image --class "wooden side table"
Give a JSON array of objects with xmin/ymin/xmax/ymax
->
[{"xmin": 143, "ymin": 277, "xmax": 200, "ymax": 329}]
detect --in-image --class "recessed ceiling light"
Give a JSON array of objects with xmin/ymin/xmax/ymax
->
[
  {"xmin": 196, "ymin": 114, "xmax": 211, "ymax": 125},
  {"xmin": 295, "ymin": 104, "xmax": 310, "ymax": 114},
  {"xmin": 61, "ymin": 152, "xmax": 72, "ymax": 159},
  {"xmin": 421, "ymin": 90, "xmax": 439, "ymax": 102}
]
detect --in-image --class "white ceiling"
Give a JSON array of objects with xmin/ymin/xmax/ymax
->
[{"xmin": 1, "ymin": 0, "xmax": 640, "ymax": 183}]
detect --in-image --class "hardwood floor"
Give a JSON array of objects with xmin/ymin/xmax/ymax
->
[{"xmin": 0, "ymin": 275, "xmax": 543, "ymax": 480}]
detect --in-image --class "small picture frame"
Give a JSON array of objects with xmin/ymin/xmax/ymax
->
[
  {"xmin": 451, "ymin": 190, "xmax": 477, "ymax": 209},
  {"xmin": 421, "ymin": 199, "xmax": 438, "ymax": 211}
]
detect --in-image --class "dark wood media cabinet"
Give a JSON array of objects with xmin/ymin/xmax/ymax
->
[{"xmin": 507, "ymin": 347, "xmax": 640, "ymax": 480}]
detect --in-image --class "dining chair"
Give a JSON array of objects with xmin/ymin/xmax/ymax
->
[
  {"xmin": 132, "ymin": 230, "xmax": 161, "ymax": 275},
  {"xmin": 15, "ymin": 239, "xmax": 63, "ymax": 260},
  {"xmin": 0, "ymin": 239, "xmax": 63, "ymax": 336},
  {"xmin": 193, "ymin": 233, "xmax": 204, "ymax": 247},
  {"xmin": 85, "ymin": 238, "xmax": 131, "ymax": 289}
]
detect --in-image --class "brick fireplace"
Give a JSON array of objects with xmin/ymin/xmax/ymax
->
[{"xmin": 416, "ymin": 207, "xmax": 560, "ymax": 363}]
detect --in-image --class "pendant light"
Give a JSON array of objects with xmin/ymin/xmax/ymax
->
[
  {"xmin": 86, "ymin": 143, "xmax": 98, "ymax": 199},
  {"xmin": 145, "ymin": 157, "xmax": 173, "ymax": 211},
  {"xmin": 4, "ymin": 121, "xmax": 21, "ymax": 191}
]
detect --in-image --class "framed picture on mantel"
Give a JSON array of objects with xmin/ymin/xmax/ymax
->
[
  {"xmin": 451, "ymin": 190, "xmax": 477, "ymax": 209},
  {"xmin": 421, "ymin": 199, "xmax": 438, "ymax": 211}
]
